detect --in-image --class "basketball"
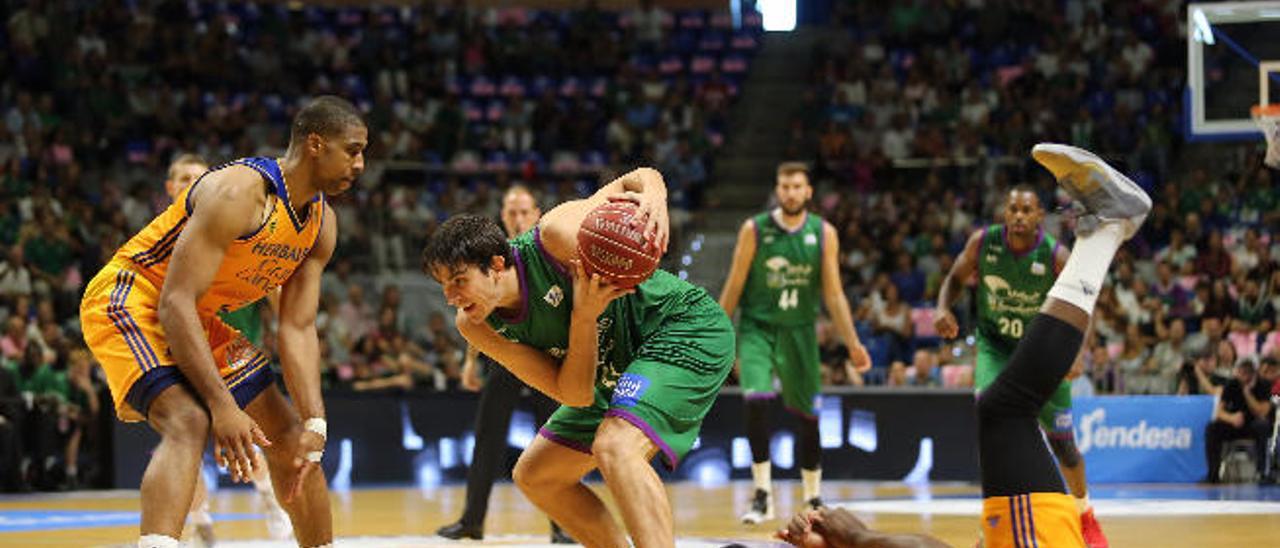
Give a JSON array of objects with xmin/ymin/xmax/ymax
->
[{"xmin": 577, "ymin": 200, "xmax": 660, "ymax": 288}]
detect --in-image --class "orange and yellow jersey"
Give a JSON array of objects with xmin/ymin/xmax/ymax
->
[
  {"xmin": 114, "ymin": 156, "xmax": 325, "ymax": 316},
  {"xmin": 82, "ymin": 156, "xmax": 325, "ymax": 421}
]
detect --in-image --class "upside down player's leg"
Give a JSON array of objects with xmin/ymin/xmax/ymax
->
[{"xmin": 980, "ymin": 144, "xmax": 1148, "ymax": 547}]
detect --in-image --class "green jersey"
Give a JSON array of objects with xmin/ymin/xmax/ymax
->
[
  {"xmin": 487, "ymin": 229, "xmax": 722, "ymax": 393},
  {"xmin": 219, "ymin": 299, "xmax": 267, "ymax": 347},
  {"xmin": 740, "ymin": 212, "xmax": 824, "ymax": 327},
  {"xmin": 976, "ymin": 224, "xmax": 1059, "ymax": 356}
]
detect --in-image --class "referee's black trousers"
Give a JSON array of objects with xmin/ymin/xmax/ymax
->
[{"xmin": 459, "ymin": 362, "xmax": 560, "ymax": 528}]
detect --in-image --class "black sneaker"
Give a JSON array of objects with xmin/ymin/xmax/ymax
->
[
  {"xmin": 806, "ymin": 496, "xmax": 824, "ymax": 511},
  {"xmin": 550, "ymin": 523, "xmax": 576, "ymax": 544},
  {"xmin": 740, "ymin": 488, "xmax": 773, "ymax": 524},
  {"xmin": 436, "ymin": 520, "xmax": 484, "ymax": 540}
]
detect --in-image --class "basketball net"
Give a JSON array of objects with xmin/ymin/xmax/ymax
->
[{"xmin": 1253, "ymin": 61, "xmax": 1280, "ymax": 168}]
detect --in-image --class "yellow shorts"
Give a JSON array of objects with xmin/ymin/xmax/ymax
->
[
  {"xmin": 80, "ymin": 260, "xmax": 274, "ymax": 422},
  {"xmin": 982, "ymin": 493, "xmax": 1084, "ymax": 548}
]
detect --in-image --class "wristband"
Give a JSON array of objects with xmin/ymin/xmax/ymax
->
[
  {"xmin": 306, "ymin": 451, "xmax": 323, "ymax": 463},
  {"xmin": 304, "ymin": 417, "xmax": 327, "ymax": 439}
]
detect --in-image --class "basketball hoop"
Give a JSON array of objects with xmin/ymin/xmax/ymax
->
[
  {"xmin": 1255, "ymin": 61, "xmax": 1280, "ymax": 167},
  {"xmin": 1254, "ymin": 104, "xmax": 1280, "ymax": 168},
  {"xmin": 1252, "ymin": 104, "xmax": 1280, "ymax": 131}
]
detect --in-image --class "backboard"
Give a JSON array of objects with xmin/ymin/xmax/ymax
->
[{"xmin": 1187, "ymin": 2, "xmax": 1280, "ymax": 140}]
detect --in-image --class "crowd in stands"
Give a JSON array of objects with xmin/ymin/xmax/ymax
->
[
  {"xmin": 1, "ymin": 0, "xmax": 1277, "ymax": 491},
  {"xmin": 782, "ymin": 1, "xmax": 1278, "ymax": 402},
  {"xmin": 0, "ymin": 0, "xmax": 760, "ymax": 491}
]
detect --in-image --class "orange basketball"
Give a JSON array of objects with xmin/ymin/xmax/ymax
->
[{"xmin": 576, "ymin": 201, "xmax": 660, "ymax": 289}]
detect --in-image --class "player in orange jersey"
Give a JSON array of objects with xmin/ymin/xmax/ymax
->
[
  {"xmin": 161, "ymin": 153, "xmax": 295, "ymax": 545},
  {"xmin": 80, "ymin": 96, "xmax": 365, "ymax": 548}
]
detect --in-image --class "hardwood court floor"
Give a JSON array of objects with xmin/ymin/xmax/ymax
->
[{"xmin": 2, "ymin": 480, "xmax": 1278, "ymax": 546}]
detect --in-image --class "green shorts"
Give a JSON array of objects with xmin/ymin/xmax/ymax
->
[
  {"xmin": 737, "ymin": 316, "xmax": 821, "ymax": 417},
  {"xmin": 976, "ymin": 340, "xmax": 1074, "ymax": 436},
  {"xmin": 539, "ymin": 297, "xmax": 735, "ymax": 468}
]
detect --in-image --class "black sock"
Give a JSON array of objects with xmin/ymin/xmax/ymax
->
[
  {"xmin": 745, "ymin": 399, "xmax": 771, "ymax": 464},
  {"xmin": 798, "ymin": 416, "xmax": 821, "ymax": 471}
]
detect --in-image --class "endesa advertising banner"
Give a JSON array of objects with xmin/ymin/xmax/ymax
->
[{"xmin": 1072, "ymin": 396, "xmax": 1215, "ymax": 483}]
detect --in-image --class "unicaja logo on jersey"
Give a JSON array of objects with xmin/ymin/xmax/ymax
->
[
  {"xmin": 1076, "ymin": 408, "xmax": 1192, "ymax": 454},
  {"xmin": 764, "ymin": 256, "xmax": 813, "ymax": 288},
  {"xmin": 544, "ymin": 285, "xmax": 564, "ymax": 307},
  {"xmin": 982, "ymin": 275, "xmax": 1043, "ymax": 316}
]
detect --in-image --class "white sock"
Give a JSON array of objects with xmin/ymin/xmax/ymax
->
[
  {"xmin": 802, "ymin": 468, "xmax": 822, "ymax": 502},
  {"xmin": 751, "ymin": 461, "xmax": 772, "ymax": 494},
  {"xmin": 1046, "ymin": 221, "xmax": 1125, "ymax": 315},
  {"xmin": 191, "ymin": 509, "xmax": 213, "ymax": 527},
  {"xmin": 1075, "ymin": 494, "xmax": 1092, "ymax": 514},
  {"xmin": 254, "ymin": 473, "xmax": 276, "ymax": 496},
  {"xmin": 138, "ymin": 534, "xmax": 180, "ymax": 548}
]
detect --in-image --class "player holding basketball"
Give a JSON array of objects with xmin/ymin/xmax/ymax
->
[
  {"xmin": 718, "ymin": 161, "xmax": 871, "ymax": 523},
  {"xmin": 779, "ymin": 143, "xmax": 1150, "ymax": 548},
  {"xmin": 934, "ymin": 181, "xmax": 1107, "ymax": 546},
  {"xmin": 435, "ymin": 185, "xmax": 571, "ymax": 543},
  {"xmin": 161, "ymin": 154, "xmax": 294, "ymax": 544},
  {"xmin": 80, "ymin": 96, "xmax": 365, "ymax": 548},
  {"xmin": 421, "ymin": 167, "xmax": 736, "ymax": 548}
]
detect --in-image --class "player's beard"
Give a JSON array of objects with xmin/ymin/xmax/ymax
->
[{"xmin": 780, "ymin": 198, "xmax": 809, "ymax": 217}]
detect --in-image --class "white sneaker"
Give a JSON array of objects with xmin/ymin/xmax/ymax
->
[
  {"xmin": 740, "ymin": 488, "xmax": 774, "ymax": 524},
  {"xmin": 193, "ymin": 523, "xmax": 215, "ymax": 547},
  {"xmin": 1031, "ymin": 143, "xmax": 1152, "ymax": 240}
]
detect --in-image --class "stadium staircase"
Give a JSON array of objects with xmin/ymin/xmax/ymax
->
[{"xmin": 679, "ymin": 26, "xmax": 828, "ymax": 294}]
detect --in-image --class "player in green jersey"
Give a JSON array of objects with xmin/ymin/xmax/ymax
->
[
  {"xmin": 422, "ymin": 167, "xmax": 735, "ymax": 548},
  {"xmin": 935, "ymin": 185, "xmax": 1108, "ymax": 547},
  {"xmin": 719, "ymin": 162, "xmax": 871, "ymax": 524}
]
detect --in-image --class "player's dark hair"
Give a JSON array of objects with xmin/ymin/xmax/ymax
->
[
  {"xmin": 421, "ymin": 214, "xmax": 514, "ymax": 278},
  {"xmin": 1007, "ymin": 184, "xmax": 1042, "ymax": 208},
  {"xmin": 290, "ymin": 95, "xmax": 365, "ymax": 144}
]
